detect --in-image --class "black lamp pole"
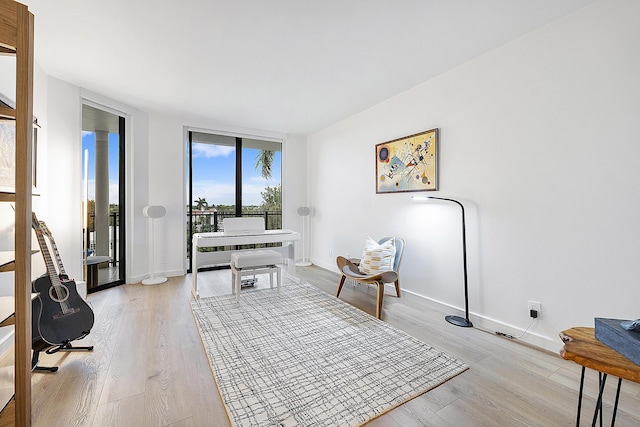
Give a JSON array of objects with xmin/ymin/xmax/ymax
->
[{"xmin": 428, "ymin": 196, "xmax": 473, "ymax": 327}]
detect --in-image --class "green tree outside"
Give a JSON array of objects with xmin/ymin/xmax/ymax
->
[{"xmin": 260, "ymin": 184, "xmax": 281, "ymax": 211}]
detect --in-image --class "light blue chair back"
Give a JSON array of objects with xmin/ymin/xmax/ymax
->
[{"xmin": 378, "ymin": 237, "xmax": 405, "ymax": 272}]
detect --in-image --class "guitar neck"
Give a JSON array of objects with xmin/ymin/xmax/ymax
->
[
  {"xmin": 34, "ymin": 230, "xmax": 64, "ymax": 288},
  {"xmin": 40, "ymin": 221, "xmax": 67, "ymax": 277}
]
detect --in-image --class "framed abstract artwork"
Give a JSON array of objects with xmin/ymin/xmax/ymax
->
[
  {"xmin": 0, "ymin": 118, "xmax": 16, "ymax": 192},
  {"xmin": 376, "ymin": 128, "xmax": 438, "ymax": 194},
  {"xmin": 0, "ymin": 92, "xmax": 38, "ymax": 193}
]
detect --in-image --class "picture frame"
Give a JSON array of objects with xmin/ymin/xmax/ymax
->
[
  {"xmin": 376, "ymin": 128, "xmax": 438, "ymax": 194},
  {"xmin": 0, "ymin": 117, "xmax": 16, "ymax": 192},
  {"xmin": 0, "ymin": 92, "xmax": 38, "ymax": 193}
]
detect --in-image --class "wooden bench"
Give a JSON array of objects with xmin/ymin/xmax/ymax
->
[{"xmin": 230, "ymin": 250, "xmax": 283, "ymax": 300}]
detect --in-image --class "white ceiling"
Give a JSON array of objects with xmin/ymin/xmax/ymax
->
[{"xmin": 24, "ymin": 0, "xmax": 598, "ymax": 135}]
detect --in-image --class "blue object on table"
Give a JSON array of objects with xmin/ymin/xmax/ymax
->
[
  {"xmin": 621, "ymin": 319, "xmax": 640, "ymax": 332},
  {"xmin": 594, "ymin": 317, "xmax": 640, "ymax": 366}
]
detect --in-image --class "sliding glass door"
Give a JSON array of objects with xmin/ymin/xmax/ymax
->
[
  {"xmin": 81, "ymin": 104, "xmax": 126, "ymax": 292},
  {"xmin": 186, "ymin": 131, "xmax": 282, "ymax": 270}
]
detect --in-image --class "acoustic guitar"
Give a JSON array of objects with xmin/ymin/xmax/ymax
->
[{"xmin": 32, "ymin": 212, "xmax": 94, "ymax": 345}]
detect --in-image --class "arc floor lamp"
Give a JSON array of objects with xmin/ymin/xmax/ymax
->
[{"xmin": 413, "ymin": 196, "xmax": 473, "ymax": 327}]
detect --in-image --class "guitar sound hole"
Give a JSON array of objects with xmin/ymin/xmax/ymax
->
[{"xmin": 49, "ymin": 284, "xmax": 69, "ymax": 303}]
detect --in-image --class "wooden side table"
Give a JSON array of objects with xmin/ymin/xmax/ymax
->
[{"xmin": 559, "ymin": 327, "xmax": 640, "ymax": 427}]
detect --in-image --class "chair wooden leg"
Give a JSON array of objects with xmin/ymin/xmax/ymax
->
[
  {"xmin": 375, "ymin": 282, "xmax": 384, "ymax": 319},
  {"xmin": 394, "ymin": 279, "xmax": 401, "ymax": 298},
  {"xmin": 336, "ymin": 274, "xmax": 347, "ymax": 297}
]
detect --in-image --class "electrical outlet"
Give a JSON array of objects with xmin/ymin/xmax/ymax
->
[
  {"xmin": 528, "ymin": 300, "xmax": 541, "ymax": 318},
  {"xmin": 329, "ymin": 249, "xmax": 333, "ymax": 256}
]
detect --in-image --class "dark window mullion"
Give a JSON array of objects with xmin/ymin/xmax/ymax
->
[
  {"xmin": 187, "ymin": 131, "xmax": 194, "ymax": 267},
  {"xmin": 235, "ymin": 137, "xmax": 242, "ymax": 217},
  {"xmin": 118, "ymin": 116, "xmax": 126, "ymax": 282}
]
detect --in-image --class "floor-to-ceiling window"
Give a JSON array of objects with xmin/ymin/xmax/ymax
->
[
  {"xmin": 81, "ymin": 104, "xmax": 126, "ymax": 292},
  {"xmin": 186, "ymin": 131, "xmax": 282, "ymax": 270}
]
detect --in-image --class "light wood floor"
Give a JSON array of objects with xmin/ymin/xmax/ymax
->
[{"xmin": 31, "ymin": 265, "xmax": 640, "ymax": 426}]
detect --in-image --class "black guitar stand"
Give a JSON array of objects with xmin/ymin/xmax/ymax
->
[{"xmin": 32, "ymin": 333, "xmax": 94, "ymax": 373}]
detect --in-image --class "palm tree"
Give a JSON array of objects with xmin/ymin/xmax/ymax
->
[
  {"xmin": 255, "ymin": 150, "xmax": 274, "ymax": 180},
  {"xmin": 195, "ymin": 197, "xmax": 209, "ymax": 210}
]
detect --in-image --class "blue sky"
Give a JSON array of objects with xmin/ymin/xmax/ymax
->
[
  {"xmin": 190, "ymin": 142, "xmax": 281, "ymax": 206},
  {"xmin": 82, "ymin": 132, "xmax": 281, "ymax": 207},
  {"xmin": 82, "ymin": 131, "xmax": 120, "ymax": 204}
]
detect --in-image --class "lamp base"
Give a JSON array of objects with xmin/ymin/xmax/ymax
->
[
  {"xmin": 142, "ymin": 276, "xmax": 167, "ymax": 285},
  {"xmin": 296, "ymin": 261, "xmax": 312, "ymax": 267},
  {"xmin": 445, "ymin": 315, "xmax": 473, "ymax": 328}
]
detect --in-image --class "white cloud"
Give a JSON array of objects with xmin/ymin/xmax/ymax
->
[
  {"xmin": 192, "ymin": 144, "xmax": 235, "ymax": 158},
  {"xmin": 110, "ymin": 181, "xmax": 119, "ymax": 205},
  {"xmin": 242, "ymin": 183, "xmax": 269, "ymax": 206},
  {"xmin": 192, "ymin": 180, "xmax": 279, "ymax": 206},
  {"xmin": 192, "ymin": 180, "xmax": 236, "ymax": 205},
  {"xmin": 85, "ymin": 179, "xmax": 121, "ymax": 205}
]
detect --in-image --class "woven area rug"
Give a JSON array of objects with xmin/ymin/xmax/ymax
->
[{"xmin": 190, "ymin": 282, "xmax": 468, "ymax": 427}]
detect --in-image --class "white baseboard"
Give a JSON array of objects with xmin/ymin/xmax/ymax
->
[
  {"xmin": 309, "ymin": 259, "xmax": 335, "ymax": 273},
  {"xmin": 307, "ymin": 260, "xmax": 559, "ymax": 354},
  {"xmin": 401, "ymin": 289, "xmax": 558, "ymax": 354}
]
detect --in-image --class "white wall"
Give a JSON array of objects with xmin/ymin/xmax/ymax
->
[
  {"xmin": 308, "ymin": 0, "xmax": 640, "ymax": 352},
  {"xmin": 144, "ymin": 112, "xmax": 185, "ymax": 279},
  {"xmin": 283, "ymin": 134, "xmax": 308, "ymax": 260},
  {"xmin": 43, "ymin": 77, "xmax": 82, "ymax": 281}
]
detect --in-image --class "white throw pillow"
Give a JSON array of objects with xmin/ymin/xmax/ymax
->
[{"xmin": 359, "ymin": 237, "xmax": 396, "ymax": 275}]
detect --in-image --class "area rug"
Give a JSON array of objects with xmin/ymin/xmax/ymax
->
[{"xmin": 190, "ymin": 282, "xmax": 468, "ymax": 427}]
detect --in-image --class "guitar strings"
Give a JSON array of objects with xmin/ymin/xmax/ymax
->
[
  {"xmin": 43, "ymin": 223, "xmax": 73, "ymax": 313},
  {"xmin": 35, "ymin": 228, "xmax": 71, "ymax": 314}
]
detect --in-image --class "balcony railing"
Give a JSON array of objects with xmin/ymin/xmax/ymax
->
[
  {"xmin": 189, "ymin": 210, "xmax": 282, "ymax": 233},
  {"xmin": 86, "ymin": 211, "xmax": 119, "ymax": 266},
  {"xmin": 85, "ymin": 210, "xmax": 283, "ymax": 266},
  {"xmin": 187, "ymin": 210, "xmax": 282, "ymax": 260}
]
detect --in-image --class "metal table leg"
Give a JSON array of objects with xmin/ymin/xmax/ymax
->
[
  {"xmin": 576, "ymin": 370, "xmax": 623, "ymax": 427},
  {"xmin": 577, "ymin": 366, "xmax": 586, "ymax": 427},
  {"xmin": 591, "ymin": 372, "xmax": 607, "ymax": 427},
  {"xmin": 610, "ymin": 378, "xmax": 622, "ymax": 427}
]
